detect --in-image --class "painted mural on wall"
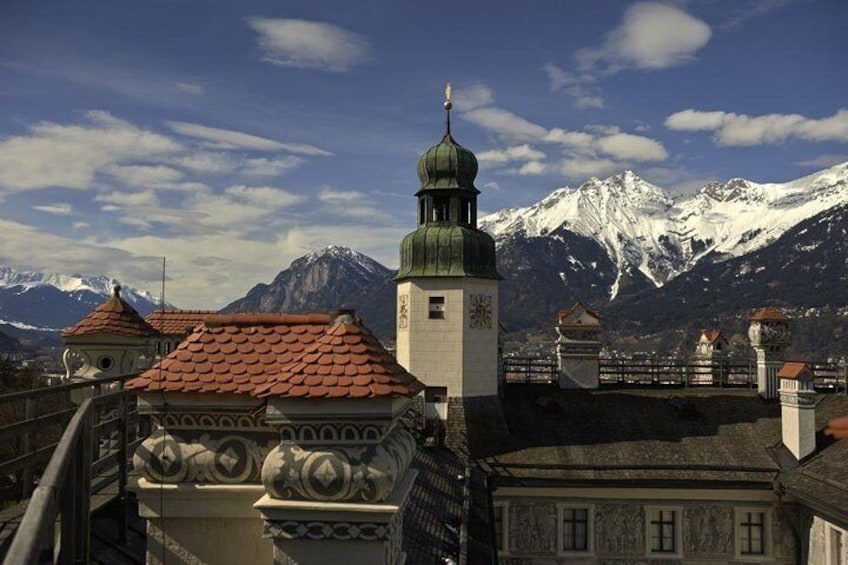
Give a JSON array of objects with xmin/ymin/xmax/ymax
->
[
  {"xmin": 509, "ymin": 502, "xmax": 557, "ymax": 554},
  {"xmin": 595, "ymin": 503, "xmax": 645, "ymax": 557}
]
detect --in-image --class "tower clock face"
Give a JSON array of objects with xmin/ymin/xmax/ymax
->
[
  {"xmin": 468, "ymin": 294, "xmax": 493, "ymax": 329},
  {"xmin": 398, "ymin": 294, "xmax": 409, "ymax": 330}
]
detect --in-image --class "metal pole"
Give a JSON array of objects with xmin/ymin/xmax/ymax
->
[
  {"xmin": 118, "ymin": 395, "xmax": 129, "ymax": 544},
  {"xmin": 22, "ymin": 395, "xmax": 35, "ymax": 499}
]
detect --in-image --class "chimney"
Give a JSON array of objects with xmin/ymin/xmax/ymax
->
[{"xmin": 778, "ymin": 362, "xmax": 816, "ymax": 461}]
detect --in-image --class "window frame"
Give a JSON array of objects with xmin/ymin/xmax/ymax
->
[
  {"xmin": 645, "ymin": 506, "xmax": 682, "ymax": 558},
  {"xmin": 428, "ymin": 296, "xmax": 445, "ymax": 320},
  {"xmin": 493, "ymin": 501, "xmax": 509, "ymax": 555},
  {"xmin": 557, "ymin": 503, "xmax": 593, "ymax": 556},
  {"xmin": 734, "ymin": 507, "xmax": 771, "ymax": 561},
  {"xmin": 827, "ymin": 523, "xmax": 846, "ymax": 565}
]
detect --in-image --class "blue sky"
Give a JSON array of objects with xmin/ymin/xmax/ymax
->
[{"xmin": 0, "ymin": 0, "xmax": 846, "ymax": 307}]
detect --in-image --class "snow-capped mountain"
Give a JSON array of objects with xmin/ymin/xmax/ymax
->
[
  {"xmin": 0, "ymin": 266, "xmax": 163, "ymax": 331},
  {"xmin": 481, "ymin": 162, "xmax": 848, "ymax": 298},
  {"xmin": 223, "ymin": 246, "xmax": 395, "ymax": 335}
]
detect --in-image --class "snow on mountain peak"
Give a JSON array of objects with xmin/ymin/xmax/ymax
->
[
  {"xmin": 481, "ymin": 161, "xmax": 848, "ymax": 296},
  {"xmin": 299, "ymin": 246, "xmax": 385, "ymax": 275},
  {"xmin": 0, "ymin": 265, "xmax": 158, "ymax": 302}
]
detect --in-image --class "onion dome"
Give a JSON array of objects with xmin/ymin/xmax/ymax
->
[
  {"xmin": 416, "ymin": 133, "xmax": 479, "ymax": 193},
  {"xmin": 396, "ymin": 225, "xmax": 500, "ymax": 280}
]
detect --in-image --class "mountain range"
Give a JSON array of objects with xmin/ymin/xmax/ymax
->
[
  {"xmin": 4, "ymin": 161, "xmax": 848, "ymax": 358},
  {"xmin": 0, "ymin": 267, "xmax": 162, "ymax": 344}
]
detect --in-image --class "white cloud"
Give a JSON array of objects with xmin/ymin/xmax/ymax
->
[
  {"xmin": 0, "ymin": 111, "xmax": 180, "ymax": 192},
  {"xmin": 173, "ymin": 151, "xmax": 236, "ymax": 174},
  {"xmin": 240, "ymin": 156, "xmax": 305, "ymax": 176},
  {"xmin": 517, "ymin": 161, "xmax": 549, "ymax": 175},
  {"xmin": 559, "ymin": 158, "xmax": 622, "ymax": 179},
  {"xmin": 317, "ymin": 186, "xmax": 391, "ymax": 220},
  {"xmin": 665, "ymin": 108, "xmax": 848, "ymax": 146},
  {"xmin": 104, "ymin": 164, "xmax": 185, "ymax": 187},
  {"xmin": 246, "ymin": 18, "xmax": 372, "ymax": 72},
  {"xmin": 477, "ymin": 145, "xmax": 546, "ymax": 164},
  {"xmin": 453, "ymin": 84, "xmax": 495, "ymax": 112},
  {"xmin": 720, "ymin": 0, "xmax": 795, "ymax": 32},
  {"xmin": 462, "ymin": 107, "xmax": 548, "ymax": 141},
  {"xmin": 541, "ymin": 64, "xmax": 604, "ymax": 109},
  {"xmin": 32, "ymin": 203, "xmax": 73, "ymax": 216},
  {"xmin": 576, "ymin": 2, "xmax": 712, "ymax": 73},
  {"xmin": 72, "ymin": 221, "xmax": 90, "ymax": 230},
  {"xmin": 595, "ymin": 133, "xmax": 668, "ymax": 162},
  {"xmin": 175, "ymin": 81, "xmax": 204, "ymax": 95},
  {"xmin": 97, "ymin": 190, "xmax": 160, "ymax": 208},
  {"xmin": 166, "ymin": 120, "xmax": 331, "ymax": 155},
  {"xmin": 795, "ymin": 154, "xmax": 848, "ymax": 169},
  {"xmin": 223, "ymin": 185, "xmax": 304, "ymax": 208}
]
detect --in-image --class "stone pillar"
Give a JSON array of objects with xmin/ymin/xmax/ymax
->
[
  {"xmin": 778, "ymin": 363, "xmax": 816, "ymax": 460},
  {"xmin": 555, "ymin": 304, "xmax": 602, "ymax": 389},
  {"xmin": 748, "ymin": 308, "xmax": 791, "ymax": 399},
  {"xmin": 256, "ymin": 397, "xmax": 418, "ymax": 565},
  {"xmin": 132, "ymin": 396, "xmax": 277, "ymax": 564}
]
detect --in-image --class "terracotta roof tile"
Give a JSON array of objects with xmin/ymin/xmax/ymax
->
[
  {"xmin": 750, "ymin": 307, "xmax": 789, "ymax": 322},
  {"xmin": 254, "ymin": 321, "xmax": 423, "ymax": 400},
  {"xmin": 777, "ymin": 361, "xmax": 813, "ymax": 380},
  {"xmin": 144, "ymin": 310, "xmax": 217, "ymax": 337},
  {"xmin": 63, "ymin": 286, "xmax": 159, "ymax": 338},
  {"xmin": 128, "ymin": 311, "xmax": 423, "ymax": 400},
  {"xmin": 700, "ymin": 329, "xmax": 724, "ymax": 344},
  {"xmin": 128, "ymin": 312, "xmax": 332, "ymax": 395}
]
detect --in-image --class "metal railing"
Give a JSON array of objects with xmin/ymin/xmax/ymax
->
[
  {"xmin": 0, "ymin": 376, "xmax": 144, "ymax": 564},
  {"xmin": 502, "ymin": 356, "xmax": 848, "ymax": 391}
]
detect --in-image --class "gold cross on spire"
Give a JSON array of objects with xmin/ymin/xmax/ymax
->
[{"xmin": 444, "ymin": 81, "xmax": 452, "ymax": 136}]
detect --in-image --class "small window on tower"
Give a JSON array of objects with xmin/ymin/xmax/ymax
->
[
  {"xmin": 429, "ymin": 296, "xmax": 445, "ymax": 319},
  {"xmin": 432, "ymin": 197, "xmax": 449, "ymax": 221}
]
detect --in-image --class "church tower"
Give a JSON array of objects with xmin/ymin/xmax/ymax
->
[{"xmin": 396, "ymin": 86, "xmax": 501, "ymax": 412}]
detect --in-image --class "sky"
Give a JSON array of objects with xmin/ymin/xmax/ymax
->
[{"xmin": 0, "ymin": 0, "xmax": 846, "ymax": 308}]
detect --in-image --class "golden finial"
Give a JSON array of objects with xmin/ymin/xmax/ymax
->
[{"xmin": 443, "ymin": 81, "xmax": 452, "ymax": 136}]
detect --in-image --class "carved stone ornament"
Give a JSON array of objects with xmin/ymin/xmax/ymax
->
[
  {"xmin": 133, "ymin": 429, "xmax": 273, "ymax": 484},
  {"xmin": 468, "ymin": 293, "xmax": 493, "ymax": 329},
  {"xmin": 748, "ymin": 320, "xmax": 791, "ymax": 348},
  {"xmin": 594, "ymin": 503, "xmax": 645, "ymax": 557},
  {"xmin": 779, "ymin": 391, "xmax": 816, "ymax": 407},
  {"xmin": 261, "ymin": 426, "xmax": 416, "ymax": 503},
  {"xmin": 556, "ymin": 328, "xmax": 601, "ymax": 342},
  {"xmin": 264, "ymin": 520, "xmax": 392, "ymax": 541},
  {"xmin": 398, "ymin": 295, "xmax": 409, "ymax": 330},
  {"xmin": 683, "ymin": 505, "xmax": 733, "ymax": 558}
]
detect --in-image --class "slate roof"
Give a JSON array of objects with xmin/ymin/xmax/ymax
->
[
  {"xmin": 477, "ymin": 386, "xmax": 848, "ymax": 488},
  {"xmin": 63, "ymin": 286, "xmax": 159, "ymax": 338},
  {"xmin": 144, "ymin": 310, "xmax": 217, "ymax": 336},
  {"xmin": 750, "ymin": 306, "xmax": 788, "ymax": 321},
  {"xmin": 403, "ymin": 447, "xmax": 496, "ymax": 565},
  {"xmin": 128, "ymin": 312, "xmax": 422, "ymax": 399},
  {"xmin": 778, "ymin": 401, "xmax": 848, "ymax": 529}
]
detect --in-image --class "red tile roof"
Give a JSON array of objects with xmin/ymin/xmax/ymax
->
[
  {"xmin": 750, "ymin": 307, "xmax": 788, "ymax": 322},
  {"xmin": 557, "ymin": 302, "xmax": 600, "ymax": 326},
  {"xmin": 254, "ymin": 322, "xmax": 424, "ymax": 399},
  {"xmin": 145, "ymin": 310, "xmax": 217, "ymax": 336},
  {"xmin": 825, "ymin": 415, "xmax": 848, "ymax": 439},
  {"xmin": 700, "ymin": 329, "xmax": 724, "ymax": 344},
  {"xmin": 63, "ymin": 285, "xmax": 159, "ymax": 338},
  {"xmin": 128, "ymin": 312, "xmax": 423, "ymax": 400},
  {"xmin": 777, "ymin": 362, "xmax": 813, "ymax": 380}
]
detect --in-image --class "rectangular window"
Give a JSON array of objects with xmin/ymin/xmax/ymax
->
[
  {"xmin": 429, "ymin": 296, "xmax": 445, "ymax": 319},
  {"xmin": 650, "ymin": 510, "xmax": 677, "ymax": 553},
  {"xmin": 740, "ymin": 511, "xmax": 766, "ymax": 555},
  {"xmin": 562, "ymin": 508, "xmax": 589, "ymax": 551}
]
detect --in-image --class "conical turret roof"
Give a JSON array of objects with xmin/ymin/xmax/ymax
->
[{"xmin": 63, "ymin": 284, "xmax": 159, "ymax": 338}]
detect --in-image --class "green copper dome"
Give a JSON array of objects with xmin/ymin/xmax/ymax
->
[
  {"xmin": 396, "ymin": 225, "xmax": 500, "ymax": 280},
  {"xmin": 416, "ymin": 133, "xmax": 479, "ymax": 192}
]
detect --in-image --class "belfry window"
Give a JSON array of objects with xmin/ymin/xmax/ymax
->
[
  {"xmin": 419, "ymin": 199, "xmax": 426, "ymax": 225},
  {"xmin": 432, "ymin": 197, "xmax": 449, "ymax": 221}
]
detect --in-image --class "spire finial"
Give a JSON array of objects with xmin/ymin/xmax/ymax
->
[
  {"xmin": 112, "ymin": 283, "xmax": 122, "ymax": 298},
  {"xmin": 443, "ymin": 81, "xmax": 452, "ymax": 136}
]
